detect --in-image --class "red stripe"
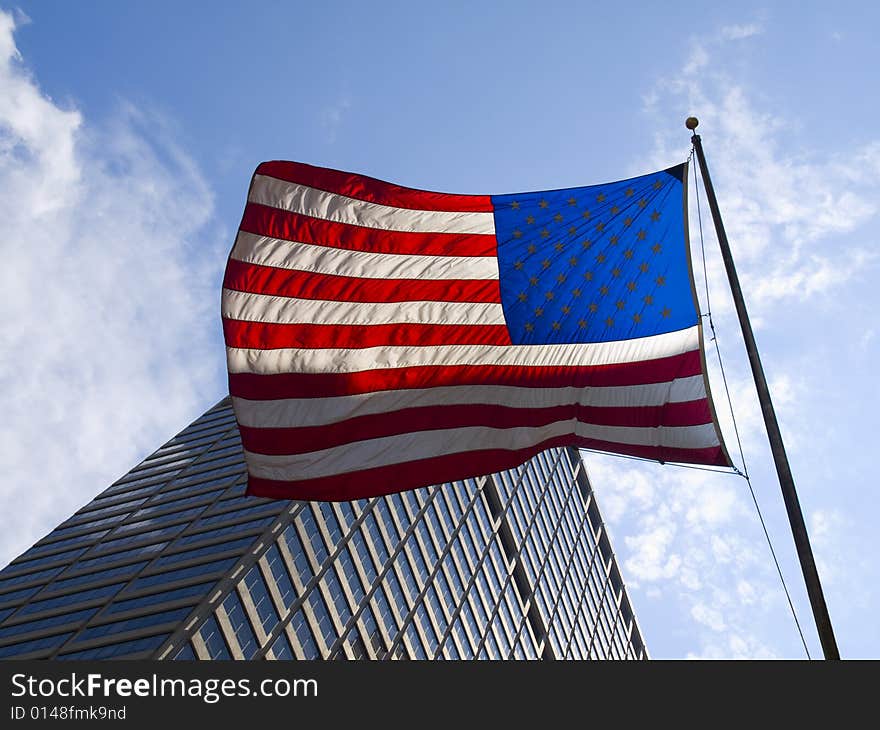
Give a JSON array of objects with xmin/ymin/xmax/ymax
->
[
  {"xmin": 223, "ymin": 318, "xmax": 513, "ymax": 350},
  {"xmin": 246, "ymin": 437, "xmax": 730, "ymax": 501},
  {"xmin": 223, "ymin": 258, "xmax": 501, "ymax": 304},
  {"xmin": 228, "ymin": 350, "xmax": 704, "ymax": 399},
  {"xmin": 256, "ymin": 161, "xmax": 494, "ymax": 213},
  {"xmin": 240, "ymin": 203, "xmax": 496, "ymax": 257},
  {"xmin": 238, "ymin": 400, "xmax": 714, "ymax": 456}
]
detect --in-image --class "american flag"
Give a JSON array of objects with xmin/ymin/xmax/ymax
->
[{"xmin": 222, "ymin": 161, "xmax": 730, "ymax": 500}]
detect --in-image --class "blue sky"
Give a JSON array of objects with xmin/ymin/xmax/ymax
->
[{"xmin": 1, "ymin": 1, "xmax": 878, "ymax": 658}]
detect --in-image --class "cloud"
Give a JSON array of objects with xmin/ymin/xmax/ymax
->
[
  {"xmin": 586, "ymin": 457, "xmax": 657, "ymax": 522},
  {"xmin": 644, "ymin": 42, "xmax": 880, "ymax": 315},
  {"xmin": 809, "ymin": 508, "xmax": 847, "ymax": 586},
  {"xmin": 720, "ymin": 23, "xmax": 764, "ymax": 40},
  {"xmin": 0, "ymin": 10, "xmax": 226, "ymax": 567},
  {"xmin": 624, "ymin": 521, "xmax": 682, "ymax": 583},
  {"xmin": 805, "ymin": 507, "xmax": 876, "ymax": 654},
  {"xmin": 691, "ymin": 601, "xmax": 727, "ymax": 631},
  {"xmin": 748, "ymin": 250, "xmax": 874, "ymax": 304},
  {"xmin": 736, "ymin": 579, "xmax": 757, "ymax": 605},
  {"xmin": 319, "ymin": 96, "xmax": 351, "ymax": 144},
  {"xmin": 684, "ymin": 479, "xmax": 740, "ymax": 528},
  {"xmin": 687, "ymin": 632, "xmax": 777, "ymax": 659}
]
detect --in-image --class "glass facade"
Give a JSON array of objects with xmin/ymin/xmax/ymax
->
[{"xmin": 0, "ymin": 398, "xmax": 646, "ymax": 660}]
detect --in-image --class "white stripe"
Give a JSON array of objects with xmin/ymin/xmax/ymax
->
[
  {"xmin": 232, "ymin": 376, "xmax": 709, "ymax": 428},
  {"xmin": 226, "ymin": 325, "xmax": 700, "ymax": 375},
  {"xmin": 222, "ymin": 288, "xmax": 506, "ymax": 327},
  {"xmin": 243, "ymin": 421, "xmax": 721, "ymax": 481},
  {"xmin": 231, "ymin": 231, "xmax": 500, "ymax": 281},
  {"xmin": 251, "ymin": 174, "xmax": 496, "ymax": 235}
]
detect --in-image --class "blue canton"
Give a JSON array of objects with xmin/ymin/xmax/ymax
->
[{"xmin": 492, "ymin": 164, "xmax": 697, "ymax": 345}]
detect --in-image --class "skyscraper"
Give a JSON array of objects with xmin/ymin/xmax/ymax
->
[{"xmin": 0, "ymin": 398, "xmax": 646, "ymax": 660}]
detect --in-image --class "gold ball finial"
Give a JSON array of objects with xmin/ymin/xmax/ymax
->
[{"xmin": 685, "ymin": 116, "xmax": 699, "ymax": 131}]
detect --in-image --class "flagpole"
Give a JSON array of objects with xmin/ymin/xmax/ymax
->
[{"xmin": 686, "ymin": 117, "xmax": 840, "ymax": 660}]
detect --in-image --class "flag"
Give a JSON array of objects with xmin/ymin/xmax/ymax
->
[{"xmin": 222, "ymin": 160, "xmax": 730, "ymax": 501}]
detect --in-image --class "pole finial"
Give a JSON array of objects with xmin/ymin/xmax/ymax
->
[{"xmin": 685, "ymin": 116, "xmax": 699, "ymax": 131}]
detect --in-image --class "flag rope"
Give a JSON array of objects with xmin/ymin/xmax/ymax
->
[
  {"xmin": 691, "ymin": 149, "xmax": 748, "ymax": 480},
  {"xmin": 691, "ymin": 148, "xmax": 811, "ymax": 659},
  {"xmin": 576, "ymin": 447, "xmax": 741, "ymax": 475}
]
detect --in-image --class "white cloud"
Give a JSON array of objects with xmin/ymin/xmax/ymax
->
[
  {"xmin": 737, "ymin": 579, "xmax": 757, "ymax": 605},
  {"xmin": 691, "ymin": 601, "xmax": 727, "ymax": 632},
  {"xmin": 0, "ymin": 11, "xmax": 226, "ymax": 567},
  {"xmin": 624, "ymin": 521, "xmax": 681, "ymax": 582},
  {"xmin": 645, "ymin": 42, "xmax": 880, "ymax": 313},
  {"xmin": 811, "ymin": 509, "xmax": 844, "ymax": 541},
  {"xmin": 584, "ymin": 455, "xmax": 657, "ymax": 521},
  {"xmin": 682, "ymin": 44, "xmax": 709, "ymax": 76},
  {"xmin": 804, "ymin": 507, "xmax": 876, "ymax": 648},
  {"xmin": 684, "ymin": 481, "xmax": 739, "ymax": 527},
  {"xmin": 809, "ymin": 508, "xmax": 846, "ymax": 585},
  {"xmin": 679, "ymin": 565, "xmax": 702, "ymax": 591},
  {"xmin": 720, "ymin": 23, "xmax": 764, "ymax": 40},
  {"xmin": 319, "ymin": 96, "xmax": 351, "ymax": 144},
  {"xmin": 688, "ymin": 633, "xmax": 777, "ymax": 659},
  {"xmin": 748, "ymin": 249, "xmax": 875, "ymax": 304},
  {"xmin": 710, "ymin": 535, "xmax": 733, "ymax": 564}
]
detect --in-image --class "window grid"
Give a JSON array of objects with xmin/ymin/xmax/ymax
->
[{"xmin": 490, "ymin": 452, "xmax": 579, "ymax": 657}]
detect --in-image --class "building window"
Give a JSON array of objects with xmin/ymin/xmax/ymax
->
[
  {"xmin": 74, "ymin": 606, "xmax": 192, "ymax": 643},
  {"xmin": 173, "ymin": 643, "xmax": 196, "ymax": 660},
  {"xmin": 281, "ymin": 525, "xmax": 314, "ymax": 586},
  {"xmin": 269, "ymin": 632, "xmax": 294, "ymax": 660},
  {"xmin": 105, "ymin": 581, "xmax": 214, "ymax": 615},
  {"xmin": 243, "ymin": 567, "xmax": 279, "ymax": 635},
  {"xmin": 306, "ymin": 591, "xmax": 336, "ymax": 653},
  {"xmin": 0, "ymin": 632, "xmax": 73, "ymax": 658},
  {"xmin": 321, "ymin": 568, "xmax": 352, "ymax": 625},
  {"xmin": 298, "ymin": 511, "xmax": 329, "ymax": 568},
  {"xmin": 198, "ymin": 616, "xmax": 230, "ymax": 660},
  {"xmin": 57, "ymin": 633, "xmax": 169, "ymax": 660},
  {"xmin": 263, "ymin": 545, "xmax": 296, "ymax": 611},
  {"xmin": 289, "ymin": 610, "xmax": 319, "ymax": 659},
  {"xmin": 222, "ymin": 591, "xmax": 258, "ymax": 659}
]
